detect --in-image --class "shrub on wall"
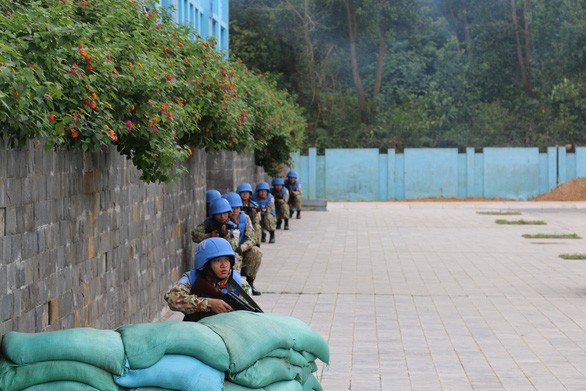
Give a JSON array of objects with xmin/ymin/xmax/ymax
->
[{"xmin": 0, "ymin": 0, "xmax": 305, "ymax": 182}]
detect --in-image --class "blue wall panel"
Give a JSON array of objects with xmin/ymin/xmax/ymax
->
[
  {"xmin": 577, "ymin": 147, "xmax": 586, "ymax": 177},
  {"xmin": 404, "ymin": 149, "xmax": 458, "ymax": 198},
  {"xmin": 483, "ymin": 148, "xmax": 539, "ymax": 199},
  {"xmin": 325, "ymin": 149, "xmax": 379, "ymax": 200}
]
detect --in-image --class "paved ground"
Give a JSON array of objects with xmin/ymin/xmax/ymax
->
[{"xmin": 165, "ymin": 201, "xmax": 586, "ymax": 390}]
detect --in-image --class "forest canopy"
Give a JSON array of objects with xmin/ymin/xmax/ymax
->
[{"xmin": 229, "ymin": 0, "xmax": 586, "ymax": 152}]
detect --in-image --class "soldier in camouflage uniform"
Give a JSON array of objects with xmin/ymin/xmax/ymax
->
[
  {"xmin": 164, "ymin": 238, "xmax": 249, "ymax": 321},
  {"xmin": 237, "ymin": 182, "xmax": 263, "ymax": 246},
  {"xmin": 285, "ymin": 170, "xmax": 302, "ymax": 219},
  {"xmin": 252, "ymin": 181, "xmax": 277, "ymax": 244},
  {"xmin": 191, "ymin": 197, "xmax": 241, "ymax": 269},
  {"xmin": 271, "ymin": 177, "xmax": 290, "ymax": 230},
  {"xmin": 223, "ymin": 192, "xmax": 263, "ymax": 295}
]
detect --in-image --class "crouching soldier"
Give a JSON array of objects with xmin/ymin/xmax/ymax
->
[
  {"xmin": 205, "ymin": 189, "xmax": 222, "ymax": 217},
  {"xmin": 237, "ymin": 182, "xmax": 262, "ymax": 246},
  {"xmin": 285, "ymin": 170, "xmax": 302, "ymax": 219},
  {"xmin": 191, "ymin": 197, "xmax": 240, "ymax": 267},
  {"xmin": 271, "ymin": 177, "xmax": 290, "ymax": 230},
  {"xmin": 223, "ymin": 192, "xmax": 263, "ymax": 296},
  {"xmin": 252, "ymin": 181, "xmax": 277, "ymax": 244},
  {"xmin": 164, "ymin": 238, "xmax": 254, "ymax": 322}
]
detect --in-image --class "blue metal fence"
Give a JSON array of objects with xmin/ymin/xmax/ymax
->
[{"xmin": 290, "ymin": 147, "xmax": 586, "ymax": 201}]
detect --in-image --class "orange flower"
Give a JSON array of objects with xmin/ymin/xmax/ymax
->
[
  {"xmin": 109, "ymin": 129, "xmax": 115, "ymax": 137},
  {"xmin": 187, "ymin": 148, "xmax": 192, "ymax": 156},
  {"xmin": 89, "ymin": 102, "xmax": 97, "ymax": 109},
  {"xmin": 128, "ymin": 62, "xmax": 133, "ymax": 68},
  {"xmin": 161, "ymin": 103, "xmax": 167, "ymax": 110},
  {"xmin": 130, "ymin": 104, "xmax": 135, "ymax": 111},
  {"xmin": 112, "ymin": 68, "xmax": 119, "ymax": 75},
  {"xmin": 71, "ymin": 129, "xmax": 79, "ymax": 139},
  {"xmin": 153, "ymin": 117, "xmax": 159, "ymax": 123},
  {"xmin": 90, "ymin": 91, "xmax": 97, "ymax": 100},
  {"xmin": 79, "ymin": 49, "xmax": 87, "ymax": 57},
  {"xmin": 203, "ymin": 42, "xmax": 209, "ymax": 48}
]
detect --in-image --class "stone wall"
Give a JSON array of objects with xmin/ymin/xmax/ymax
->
[
  {"xmin": 207, "ymin": 150, "xmax": 268, "ymax": 193},
  {"xmin": 0, "ymin": 142, "xmax": 262, "ymax": 335}
]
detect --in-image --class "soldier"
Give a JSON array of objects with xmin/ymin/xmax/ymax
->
[
  {"xmin": 223, "ymin": 192, "xmax": 263, "ymax": 296},
  {"xmin": 237, "ymin": 182, "xmax": 262, "ymax": 246},
  {"xmin": 205, "ymin": 189, "xmax": 222, "ymax": 217},
  {"xmin": 164, "ymin": 238, "xmax": 248, "ymax": 321},
  {"xmin": 271, "ymin": 177, "xmax": 290, "ymax": 230},
  {"xmin": 252, "ymin": 181, "xmax": 277, "ymax": 244},
  {"xmin": 191, "ymin": 197, "xmax": 240, "ymax": 268},
  {"xmin": 285, "ymin": 170, "xmax": 302, "ymax": 219}
]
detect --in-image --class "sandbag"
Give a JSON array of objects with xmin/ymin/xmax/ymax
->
[
  {"xmin": 114, "ymin": 354, "xmax": 224, "ymax": 391},
  {"xmin": 265, "ymin": 380, "xmax": 304, "ymax": 391},
  {"xmin": 115, "ymin": 321, "xmax": 229, "ymax": 371},
  {"xmin": 224, "ymin": 382, "xmax": 264, "ymax": 391},
  {"xmin": 265, "ymin": 348, "xmax": 313, "ymax": 369},
  {"xmin": 229, "ymin": 356, "xmax": 310, "ymax": 388},
  {"xmin": 200, "ymin": 312, "xmax": 293, "ymax": 373},
  {"xmin": 256, "ymin": 313, "xmax": 330, "ymax": 364},
  {"xmin": 0, "ymin": 357, "xmax": 120, "ymax": 391},
  {"xmin": 1, "ymin": 328, "xmax": 125, "ymax": 375},
  {"xmin": 21, "ymin": 381, "xmax": 101, "ymax": 390},
  {"xmin": 302, "ymin": 375, "xmax": 323, "ymax": 391}
]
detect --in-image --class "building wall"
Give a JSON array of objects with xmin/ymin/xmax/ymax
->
[
  {"xmin": 292, "ymin": 147, "xmax": 586, "ymax": 201},
  {"xmin": 159, "ymin": 0, "xmax": 229, "ymax": 55},
  {"xmin": 0, "ymin": 143, "xmax": 260, "ymax": 335},
  {"xmin": 206, "ymin": 150, "xmax": 267, "ymax": 193}
]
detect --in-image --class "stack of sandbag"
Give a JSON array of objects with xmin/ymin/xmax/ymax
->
[
  {"xmin": 113, "ymin": 321, "xmax": 229, "ymax": 391},
  {"xmin": 201, "ymin": 312, "xmax": 329, "ymax": 391},
  {"xmin": 0, "ymin": 327, "xmax": 125, "ymax": 391},
  {"xmin": 0, "ymin": 312, "xmax": 329, "ymax": 391}
]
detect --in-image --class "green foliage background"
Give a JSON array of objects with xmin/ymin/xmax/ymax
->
[
  {"xmin": 229, "ymin": 0, "xmax": 586, "ymax": 152},
  {"xmin": 0, "ymin": 0, "xmax": 305, "ymax": 182}
]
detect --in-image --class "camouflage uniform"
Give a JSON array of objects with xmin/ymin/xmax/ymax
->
[
  {"xmin": 272, "ymin": 187, "xmax": 290, "ymax": 221},
  {"xmin": 235, "ymin": 213, "xmax": 263, "ymax": 279},
  {"xmin": 257, "ymin": 196, "xmax": 276, "ymax": 233},
  {"xmin": 242, "ymin": 199, "xmax": 262, "ymax": 245},
  {"xmin": 286, "ymin": 180, "xmax": 302, "ymax": 213},
  {"xmin": 164, "ymin": 272, "xmax": 250, "ymax": 315}
]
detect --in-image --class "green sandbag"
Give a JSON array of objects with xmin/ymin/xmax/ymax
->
[
  {"xmin": 224, "ymin": 382, "xmax": 264, "ymax": 391},
  {"xmin": 265, "ymin": 348, "xmax": 312, "ymax": 368},
  {"xmin": 256, "ymin": 313, "xmax": 330, "ymax": 364},
  {"xmin": 0, "ymin": 358, "xmax": 120, "ymax": 391},
  {"xmin": 115, "ymin": 320, "xmax": 229, "ymax": 371},
  {"xmin": 1, "ymin": 328, "xmax": 125, "ymax": 375},
  {"xmin": 265, "ymin": 380, "xmax": 304, "ymax": 391},
  {"xmin": 22, "ymin": 381, "xmax": 101, "ymax": 390},
  {"xmin": 200, "ymin": 312, "xmax": 293, "ymax": 373},
  {"xmin": 229, "ymin": 357, "xmax": 304, "ymax": 388},
  {"xmin": 302, "ymin": 375, "xmax": 323, "ymax": 391}
]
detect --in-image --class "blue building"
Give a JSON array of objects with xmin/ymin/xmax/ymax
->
[{"xmin": 158, "ymin": 0, "xmax": 229, "ymax": 55}]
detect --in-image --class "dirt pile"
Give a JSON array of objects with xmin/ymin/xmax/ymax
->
[{"xmin": 529, "ymin": 177, "xmax": 586, "ymax": 201}]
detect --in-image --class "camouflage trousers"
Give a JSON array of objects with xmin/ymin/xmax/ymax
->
[
  {"xmin": 288, "ymin": 193, "xmax": 302, "ymax": 211},
  {"xmin": 241, "ymin": 245, "xmax": 263, "ymax": 278},
  {"xmin": 261, "ymin": 213, "xmax": 276, "ymax": 232},
  {"xmin": 275, "ymin": 200, "xmax": 290, "ymax": 220}
]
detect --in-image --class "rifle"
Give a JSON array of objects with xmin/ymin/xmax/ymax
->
[
  {"xmin": 205, "ymin": 219, "xmax": 238, "ymax": 235},
  {"xmin": 190, "ymin": 274, "xmax": 263, "ymax": 313},
  {"xmin": 242, "ymin": 200, "xmax": 262, "ymax": 214}
]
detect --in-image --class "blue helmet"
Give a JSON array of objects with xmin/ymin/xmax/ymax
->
[
  {"xmin": 206, "ymin": 189, "xmax": 222, "ymax": 203},
  {"xmin": 194, "ymin": 238, "xmax": 235, "ymax": 270},
  {"xmin": 208, "ymin": 198, "xmax": 232, "ymax": 215},
  {"xmin": 236, "ymin": 182, "xmax": 254, "ymax": 194},
  {"xmin": 255, "ymin": 181, "xmax": 270, "ymax": 192},
  {"xmin": 271, "ymin": 177, "xmax": 285, "ymax": 186},
  {"xmin": 222, "ymin": 192, "xmax": 243, "ymax": 208},
  {"xmin": 286, "ymin": 170, "xmax": 297, "ymax": 179}
]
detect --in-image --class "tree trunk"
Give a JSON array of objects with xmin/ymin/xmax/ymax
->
[
  {"xmin": 302, "ymin": 0, "xmax": 323, "ymax": 127},
  {"xmin": 344, "ymin": 0, "xmax": 369, "ymax": 124},
  {"xmin": 461, "ymin": 0, "xmax": 472, "ymax": 58},
  {"xmin": 511, "ymin": 0, "xmax": 531, "ymax": 95},
  {"xmin": 372, "ymin": 22, "xmax": 386, "ymax": 103}
]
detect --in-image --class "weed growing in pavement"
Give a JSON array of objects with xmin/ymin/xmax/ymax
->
[
  {"xmin": 522, "ymin": 233, "xmax": 581, "ymax": 239},
  {"xmin": 496, "ymin": 219, "xmax": 546, "ymax": 225},
  {"xmin": 559, "ymin": 254, "xmax": 586, "ymax": 260}
]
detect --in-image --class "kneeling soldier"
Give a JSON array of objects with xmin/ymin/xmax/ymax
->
[{"xmin": 271, "ymin": 177, "xmax": 290, "ymax": 230}]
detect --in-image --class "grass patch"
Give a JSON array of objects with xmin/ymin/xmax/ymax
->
[
  {"xmin": 559, "ymin": 253, "xmax": 586, "ymax": 260},
  {"xmin": 477, "ymin": 211, "xmax": 522, "ymax": 215},
  {"xmin": 522, "ymin": 233, "xmax": 581, "ymax": 239},
  {"xmin": 496, "ymin": 219, "xmax": 546, "ymax": 225}
]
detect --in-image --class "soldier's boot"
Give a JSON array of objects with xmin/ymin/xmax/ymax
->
[
  {"xmin": 289, "ymin": 209, "xmax": 294, "ymax": 218},
  {"xmin": 276, "ymin": 219, "xmax": 282, "ymax": 229},
  {"xmin": 269, "ymin": 231, "xmax": 275, "ymax": 244},
  {"xmin": 246, "ymin": 276, "xmax": 262, "ymax": 296},
  {"xmin": 284, "ymin": 219, "xmax": 289, "ymax": 230},
  {"xmin": 261, "ymin": 232, "xmax": 267, "ymax": 243},
  {"xmin": 296, "ymin": 210, "xmax": 301, "ymax": 219}
]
